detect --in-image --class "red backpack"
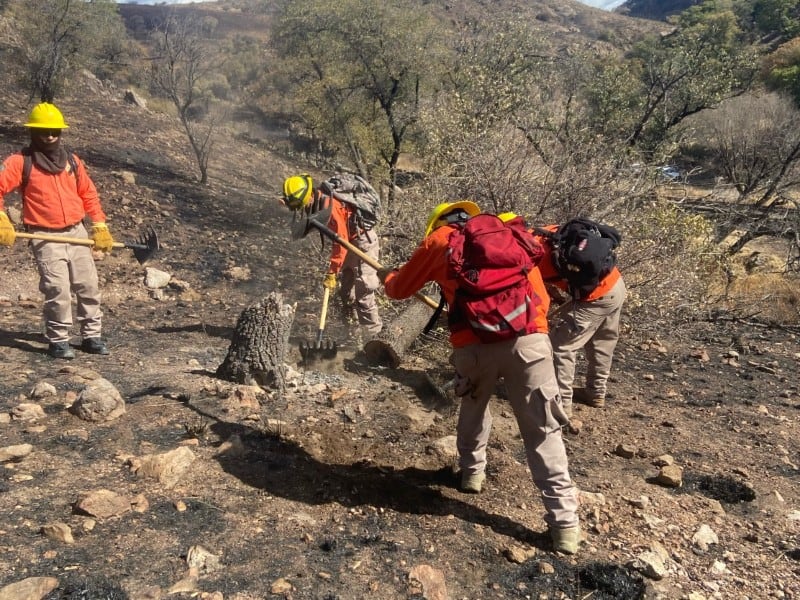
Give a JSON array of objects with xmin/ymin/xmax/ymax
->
[{"xmin": 446, "ymin": 214, "xmax": 545, "ymax": 343}]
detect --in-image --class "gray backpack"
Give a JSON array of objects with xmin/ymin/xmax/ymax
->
[{"xmin": 320, "ymin": 172, "xmax": 381, "ymax": 230}]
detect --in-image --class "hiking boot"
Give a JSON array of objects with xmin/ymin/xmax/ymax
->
[
  {"xmin": 460, "ymin": 471, "xmax": 486, "ymax": 494},
  {"xmin": 81, "ymin": 337, "xmax": 109, "ymax": 355},
  {"xmin": 574, "ymin": 387, "xmax": 605, "ymax": 408},
  {"xmin": 550, "ymin": 525, "xmax": 581, "ymax": 555},
  {"xmin": 48, "ymin": 342, "xmax": 75, "ymax": 360}
]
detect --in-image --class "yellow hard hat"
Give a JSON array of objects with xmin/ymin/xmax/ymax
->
[
  {"xmin": 424, "ymin": 200, "xmax": 480, "ymax": 237},
  {"xmin": 283, "ymin": 174, "xmax": 313, "ymax": 210},
  {"xmin": 25, "ymin": 102, "xmax": 69, "ymax": 129},
  {"xmin": 497, "ymin": 212, "xmax": 518, "ymax": 222}
]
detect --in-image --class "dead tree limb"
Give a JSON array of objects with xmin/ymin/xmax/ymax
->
[{"xmin": 364, "ymin": 300, "xmax": 435, "ymax": 367}]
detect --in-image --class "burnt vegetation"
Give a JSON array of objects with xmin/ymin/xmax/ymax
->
[{"xmin": 0, "ymin": 1, "xmax": 798, "ymax": 599}]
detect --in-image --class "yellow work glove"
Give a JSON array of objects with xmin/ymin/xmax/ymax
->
[
  {"xmin": 0, "ymin": 211, "xmax": 16, "ymax": 247},
  {"xmin": 323, "ymin": 272, "xmax": 337, "ymax": 290},
  {"xmin": 91, "ymin": 222, "xmax": 114, "ymax": 253}
]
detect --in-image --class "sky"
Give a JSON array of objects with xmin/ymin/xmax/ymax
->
[{"xmin": 577, "ymin": 0, "xmax": 627, "ymax": 9}]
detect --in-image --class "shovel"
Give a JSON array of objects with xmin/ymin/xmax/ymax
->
[
  {"xmin": 15, "ymin": 225, "xmax": 160, "ymax": 265},
  {"xmin": 299, "ymin": 286, "xmax": 338, "ymax": 361},
  {"xmin": 290, "ymin": 197, "xmax": 440, "ymax": 310}
]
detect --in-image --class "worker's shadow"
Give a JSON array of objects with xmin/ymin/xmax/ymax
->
[
  {"xmin": 152, "ymin": 322, "xmax": 234, "ymax": 339},
  {"xmin": 0, "ymin": 328, "xmax": 47, "ymax": 355},
  {"xmin": 194, "ymin": 407, "xmax": 550, "ymax": 551}
]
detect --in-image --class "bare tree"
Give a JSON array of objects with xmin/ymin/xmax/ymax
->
[
  {"xmin": 148, "ymin": 13, "xmax": 224, "ymax": 185},
  {"xmin": 700, "ymin": 93, "xmax": 800, "ymax": 205},
  {"xmin": 686, "ymin": 92, "xmax": 800, "ymax": 257},
  {"xmin": 0, "ymin": 0, "xmax": 129, "ymax": 102},
  {"xmin": 271, "ymin": 0, "xmax": 447, "ymax": 203}
]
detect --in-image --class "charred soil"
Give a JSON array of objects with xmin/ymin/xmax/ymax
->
[{"xmin": 0, "ymin": 85, "xmax": 798, "ymax": 600}]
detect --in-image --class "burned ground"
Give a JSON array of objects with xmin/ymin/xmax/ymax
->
[{"xmin": 0, "ymin": 81, "xmax": 798, "ymax": 600}]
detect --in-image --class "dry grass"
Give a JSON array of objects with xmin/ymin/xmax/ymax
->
[{"xmin": 707, "ymin": 265, "xmax": 800, "ymax": 325}]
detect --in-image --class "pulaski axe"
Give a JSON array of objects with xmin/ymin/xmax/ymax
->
[
  {"xmin": 290, "ymin": 195, "xmax": 440, "ymax": 310},
  {"xmin": 16, "ymin": 225, "xmax": 160, "ymax": 265}
]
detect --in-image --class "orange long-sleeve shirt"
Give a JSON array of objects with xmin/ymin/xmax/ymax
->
[
  {"xmin": 326, "ymin": 196, "xmax": 356, "ymax": 274},
  {"xmin": 534, "ymin": 225, "xmax": 621, "ymax": 301},
  {"xmin": 383, "ymin": 224, "xmax": 551, "ymax": 348},
  {"xmin": 0, "ymin": 152, "xmax": 105, "ymax": 228}
]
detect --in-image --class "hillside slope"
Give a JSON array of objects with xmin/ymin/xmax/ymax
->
[{"xmin": 0, "ymin": 27, "xmax": 798, "ymax": 600}]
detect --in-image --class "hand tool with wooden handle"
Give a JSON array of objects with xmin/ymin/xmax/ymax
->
[{"xmin": 15, "ymin": 225, "xmax": 160, "ymax": 265}]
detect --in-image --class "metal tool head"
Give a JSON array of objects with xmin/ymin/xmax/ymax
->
[
  {"xmin": 290, "ymin": 195, "xmax": 333, "ymax": 241},
  {"xmin": 299, "ymin": 338, "xmax": 339, "ymax": 362},
  {"xmin": 129, "ymin": 225, "xmax": 160, "ymax": 265}
]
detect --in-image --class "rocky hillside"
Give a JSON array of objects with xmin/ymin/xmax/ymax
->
[{"xmin": 0, "ymin": 13, "xmax": 797, "ymax": 600}]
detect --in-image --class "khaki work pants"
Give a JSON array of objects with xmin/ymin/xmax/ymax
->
[
  {"xmin": 339, "ymin": 229, "xmax": 382, "ymax": 336},
  {"xmin": 29, "ymin": 223, "xmax": 103, "ymax": 344},
  {"xmin": 550, "ymin": 277, "xmax": 627, "ymax": 412},
  {"xmin": 449, "ymin": 333, "xmax": 579, "ymax": 529}
]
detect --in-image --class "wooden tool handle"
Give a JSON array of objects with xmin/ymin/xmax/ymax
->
[
  {"xmin": 311, "ymin": 222, "xmax": 440, "ymax": 311},
  {"xmin": 15, "ymin": 231, "xmax": 124, "ymax": 249},
  {"xmin": 317, "ymin": 285, "xmax": 331, "ymax": 339}
]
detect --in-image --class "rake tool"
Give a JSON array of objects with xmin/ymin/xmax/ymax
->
[
  {"xmin": 299, "ymin": 285, "xmax": 338, "ymax": 361},
  {"xmin": 16, "ymin": 225, "xmax": 160, "ymax": 265},
  {"xmin": 290, "ymin": 196, "xmax": 440, "ymax": 310}
]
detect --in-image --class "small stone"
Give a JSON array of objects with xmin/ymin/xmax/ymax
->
[
  {"xmin": 614, "ymin": 443, "xmax": 636, "ymax": 459},
  {"xmin": 41, "ymin": 522, "xmax": 74, "ymax": 544},
  {"xmin": 655, "ymin": 465, "xmax": 683, "ymax": 487}
]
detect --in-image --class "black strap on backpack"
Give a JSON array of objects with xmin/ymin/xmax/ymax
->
[
  {"xmin": 20, "ymin": 148, "xmax": 80, "ymax": 196},
  {"xmin": 423, "ymin": 288, "xmax": 447, "ymax": 334}
]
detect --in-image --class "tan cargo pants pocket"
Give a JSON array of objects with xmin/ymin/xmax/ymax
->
[{"xmin": 535, "ymin": 375, "xmax": 570, "ymax": 430}]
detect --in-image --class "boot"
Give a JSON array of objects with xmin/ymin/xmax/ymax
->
[
  {"xmin": 81, "ymin": 337, "xmax": 109, "ymax": 355},
  {"xmin": 460, "ymin": 471, "xmax": 486, "ymax": 494},
  {"xmin": 550, "ymin": 525, "xmax": 581, "ymax": 555},
  {"xmin": 48, "ymin": 342, "xmax": 75, "ymax": 360},
  {"xmin": 574, "ymin": 387, "xmax": 605, "ymax": 408}
]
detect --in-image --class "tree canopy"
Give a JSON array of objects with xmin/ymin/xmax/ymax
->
[
  {"xmin": 0, "ymin": 0, "xmax": 129, "ymax": 102},
  {"xmin": 271, "ymin": 0, "xmax": 448, "ymax": 195}
]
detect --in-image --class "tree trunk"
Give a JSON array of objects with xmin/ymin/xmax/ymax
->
[
  {"xmin": 216, "ymin": 292, "xmax": 295, "ymax": 389},
  {"xmin": 363, "ymin": 300, "xmax": 436, "ymax": 367}
]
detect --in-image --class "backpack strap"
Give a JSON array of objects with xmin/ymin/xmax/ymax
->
[
  {"xmin": 532, "ymin": 226, "xmax": 556, "ymax": 239},
  {"xmin": 20, "ymin": 149, "xmax": 80, "ymax": 197},
  {"xmin": 20, "ymin": 149, "xmax": 32, "ymax": 195},
  {"xmin": 68, "ymin": 153, "xmax": 79, "ymax": 185},
  {"xmin": 423, "ymin": 288, "xmax": 447, "ymax": 334}
]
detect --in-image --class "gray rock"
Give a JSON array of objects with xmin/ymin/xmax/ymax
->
[
  {"xmin": 72, "ymin": 378, "xmax": 125, "ymax": 422},
  {"xmin": 30, "ymin": 382, "xmax": 57, "ymax": 399},
  {"xmin": 144, "ymin": 267, "xmax": 171, "ymax": 289}
]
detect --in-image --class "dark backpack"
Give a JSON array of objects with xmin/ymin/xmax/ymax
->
[
  {"xmin": 320, "ymin": 172, "xmax": 381, "ymax": 231},
  {"xmin": 446, "ymin": 213, "xmax": 545, "ymax": 343},
  {"xmin": 539, "ymin": 217, "xmax": 621, "ymax": 299},
  {"xmin": 20, "ymin": 148, "xmax": 80, "ymax": 196}
]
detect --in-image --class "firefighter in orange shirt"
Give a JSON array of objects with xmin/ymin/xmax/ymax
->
[
  {"xmin": 0, "ymin": 102, "xmax": 114, "ymax": 359},
  {"xmin": 378, "ymin": 202, "xmax": 581, "ymax": 555},
  {"xmin": 533, "ymin": 224, "xmax": 626, "ymax": 417},
  {"xmin": 282, "ymin": 174, "xmax": 382, "ymax": 337}
]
